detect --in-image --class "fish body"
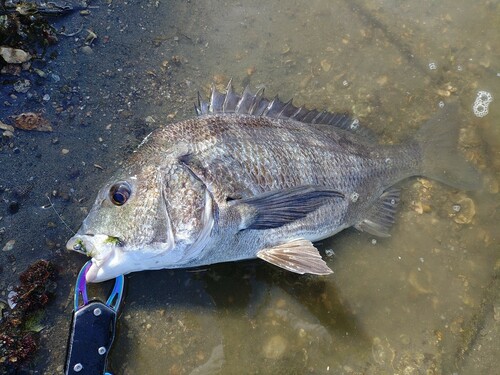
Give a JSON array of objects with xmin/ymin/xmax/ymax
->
[{"xmin": 66, "ymin": 83, "xmax": 479, "ymax": 282}]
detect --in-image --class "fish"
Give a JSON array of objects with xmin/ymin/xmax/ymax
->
[{"xmin": 66, "ymin": 82, "xmax": 481, "ymax": 282}]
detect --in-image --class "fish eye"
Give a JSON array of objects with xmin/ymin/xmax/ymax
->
[{"xmin": 109, "ymin": 182, "xmax": 131, "ymax": 206}]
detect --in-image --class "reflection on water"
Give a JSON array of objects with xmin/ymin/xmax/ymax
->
[{"xmin": 0, "ymin": 0, "xmax": 498, "ymax": 373}]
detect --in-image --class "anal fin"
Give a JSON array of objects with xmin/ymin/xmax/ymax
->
[
  {"xmin": 257, "ymin": 239, "xmax": 333, "ymax": 275},
  {"xmin": 355, "ymin": 188, "xmax": 400, "ymax": 237}
]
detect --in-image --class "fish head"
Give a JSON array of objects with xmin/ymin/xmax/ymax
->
[{"xmin": 66, "ymin": 159, "xmax": 211, "ymax": 283}]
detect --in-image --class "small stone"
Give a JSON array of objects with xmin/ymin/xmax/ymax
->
[
  {"xmin": 61, "ymin": 148, "xmax": 70, "ymax": 155},
  {"xmin": 13, "ymin": 79, "xmax": 31, "ymax": 94},
  {"xmin": 453, "ymin": 196, "xmax": 475, "ymax": 224},
  {"xmin": 262, "ymin": 335, "xmax": 287, "ymax": 360},
  {"xmin": 81, "ymin": 46, "xmax": 93, "ymax": 55},
  {"xmin": 13, "ymin": 112, "xmax": 53, "ymax": 132},
  {"xmin": 34, "ymin": 68, "xmax": 46, "ymax": 78},
  {"xmin": 494, "ymin": 306, "xmax": 500, "ymax": 321},
  {"xmin": 0, "ymin": 47, "xmax": 31, "ymax": 64},
  {"xmin": 320, "ymin": 59, "xmax": 331, "ymax": 72},
  {"xmin": 0, "ymin": 121, "xmax": 15, "ymax": 132},
  {"xmin": 376, "ymin": 75, "xmax": 388, "ymax": 86},
  {"xmin": 1, "ymin": 64, "xmax": 21, "ymax": 75},
  {"xmin": 2, "ymin": 239, "xmax": 15, "ymax": 252},
  {"xmin": 437, "ymin": 89, "xmax": 451, "ymax": 97},
  {"xmin": 413, "ymin": 201, "xmax": 431, "ymax": 214},
  {"xmin": 8, "ymin": 290, "xmax": 17, "ymax": 308},
  {"xmin": 400, "ymin": 334, "xmax": 411, "ymax": 345}
]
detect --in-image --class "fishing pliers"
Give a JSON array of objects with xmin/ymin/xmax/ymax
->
[{"xmin": 65, "ymin": 261, "xmax": 124, "ymax": 375}]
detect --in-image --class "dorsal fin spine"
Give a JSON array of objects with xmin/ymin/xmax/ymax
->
[{"xmin": 194, "ymin": 81, "xmax": 366, "ymax": 135}]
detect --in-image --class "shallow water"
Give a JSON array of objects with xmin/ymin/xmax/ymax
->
[{"xmin": 0, "ymin": 0, "xmax": 499, "ymax": 374}]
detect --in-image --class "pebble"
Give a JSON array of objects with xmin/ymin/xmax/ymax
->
[
  {"xmin": 0, "ymin": 121, "xmax": 14, "ymax": 132},
  {"xmin": 8, "ymin": 291, "xmax": 17, "ymax": 308},
  {"xmin": 399, "ymin": 334, "xmax": 411, "ymax": 345},
  {"xmin": 81, "ymin": 46, "xmax": 94, "ymax": 55},
  {"xmin": 13, "ymin": 79, "xmax": 31, "ymax": 93},
  {"xmin": 61, "ymin": 148, "xmax": 70, "ymax": 155},
  {"xmin": 453, "ymin": 196, "xmax": 475, "ymax": 224},
  {"xmin": 320, "ymin": 59, "xmax": 331, "ymax": 72},
  {"xmin": 494, "ymin": 306, "xmax": 500, "ymax": 321},
  {"xmin": 145, "ymin": 116, "xmax": 156, "ymax": 124},
  {"xmin": 13, "ymin": 112, "xmax": 53, "ymax": 132},
  {"xmin": 262, "ymin": 335, "xmax": 287, "ymax": 360},
  {"xmin": 376, "ymin": 75, "xmax": 388, "ymax": 86},
  {"xmin": 2, "ymin": 239, "xmax": 15, "ymax": 252},
  {"xmin": 2, "ymin": 130, "xmax": 14, "ymax": 138},
  {"xmin": 34, "ymin": 68, "xmax": 46, "ymax": 77},
  {"xmin": 0, "ymin": 47, "xmax": 31, "ymax": 64}
]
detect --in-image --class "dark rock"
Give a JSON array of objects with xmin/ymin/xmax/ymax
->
[{"xmin": 8, "ymin": 201, "xmax": 19, "ymax": 214}]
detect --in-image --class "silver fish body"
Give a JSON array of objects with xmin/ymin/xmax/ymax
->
[{"xmin": 66, "ymin": 83, "xmax": 479, "ymax": 282}]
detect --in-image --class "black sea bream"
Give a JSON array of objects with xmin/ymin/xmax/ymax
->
[{"xmin": 66, "ymin": 82, "xmax": 480, "ymax": 282}]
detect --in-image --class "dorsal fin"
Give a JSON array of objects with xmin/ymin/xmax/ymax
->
[{"xmin": 195, "ymin": 81, "xmax": 367, "ymax": 133}]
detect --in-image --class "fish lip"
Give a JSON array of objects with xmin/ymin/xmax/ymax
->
[
  {"xmin": 86, "ymin": 255, "xmax": 112, "ymax": 282},
  {"xmin": 85, "ymin": 247, "xmax": 124, "ymax": 282},
  {"xmin": 66, "ymin": 235, "xmax": 92, "ymax": 255},
  {"xmin": 66, "ymin": 233, "xmax": 124, "ymax": 260}
]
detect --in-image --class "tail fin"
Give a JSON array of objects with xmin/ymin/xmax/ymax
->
[{"xmin": 416, "ymin": 102, "xmax": 482, "ymax": 190}]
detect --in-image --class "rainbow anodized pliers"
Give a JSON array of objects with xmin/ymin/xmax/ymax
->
[{"xmin": 65, "ymin": 261, "xmax": 124, "ymax": 375}]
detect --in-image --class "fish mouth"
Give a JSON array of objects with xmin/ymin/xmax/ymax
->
[
  {"xmin": 66, "ymin": 234, "xmax": 123, "ymax": 256},
  {"xmin": 66, "ymin": 233, "xmax": 124, "ymax": 282},
  {"xmin": 66, "ymin": 234, "xmax": 94, "ymax": 256}
]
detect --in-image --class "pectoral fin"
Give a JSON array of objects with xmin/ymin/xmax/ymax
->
[
  {"xmin": 257, "ymin": 239, "xmax": 333, "ymax": 275},
  {"xmin": 233, "ymin": 185, "xmax": 344, "ymax": 230},
  {"xmin": 355, "ymin": 188, "xmax": 400, "ymax": 237}
]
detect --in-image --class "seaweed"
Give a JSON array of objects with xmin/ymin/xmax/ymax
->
[{"xmin": 0, "ymin": 260, "xmax": 58, "ymax": 372}]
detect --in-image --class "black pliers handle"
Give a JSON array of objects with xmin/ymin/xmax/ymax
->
[{"xmin": 65, "ymin": 261, "xmax": 124, "ymax": 375}]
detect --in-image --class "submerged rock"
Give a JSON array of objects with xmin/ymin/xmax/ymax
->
[
  {"xmin": 452, "ymin": 196, "xmax": 476, "ymax": 224},
  {"xmin": 13, "ymin": 113, "xmax": 53, "ymax": 132},
  {"xmin": 262, "ymin": 335, "xmax": 287, "ymax": 360}
]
